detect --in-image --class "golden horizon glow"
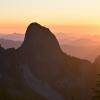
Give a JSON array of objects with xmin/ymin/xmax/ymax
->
[{"xmin": 0, "ymin": 0, "xmax": 100, "ymax": 35}]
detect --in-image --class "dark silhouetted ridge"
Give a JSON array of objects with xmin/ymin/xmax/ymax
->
[
  {"xmin": 0, "ymin": 22, "xmax": 95, "ymax": 100},
  {"xmin": 19, "ymin": 22, "xmax": 65, "ymax": 81},
  {"xmin": 22, "ymin": 22, "xmax": 61, "ymax": 51}
]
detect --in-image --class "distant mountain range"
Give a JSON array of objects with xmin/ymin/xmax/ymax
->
[
  {"xmin": 0, "ymin": 39, "xmax": 22, "ymax": 49},
  {"xmin": 0, "ymin": 33, "xmax": 24, "ymax": 41},
  {"xmin": 0, "ymin": 22, "xmax": 98, "ymax": 100},
  {"xmin": 0, "ymin": 33, "xmax": 100, "ymax": 61}
]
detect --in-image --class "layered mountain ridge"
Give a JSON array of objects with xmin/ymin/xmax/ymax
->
[{"xmin": 0, "ymin": 22, "xmax": 98, "ymax": 100}]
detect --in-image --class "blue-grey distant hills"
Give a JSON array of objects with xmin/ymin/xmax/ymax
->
[
  {"xmin": 0, "ymin": 33, "xmax": 24, "ymax": 41},
  {"xmin": 0, "ymin": 22, "xmax": 97, "ymax": 100},
  {"xmin": 0, "ymin": 33, "xmax": 100, "ymax": 61},
  {"xmin": 0, "ymin": 39, "xmax": 22, "ymax": 49}
]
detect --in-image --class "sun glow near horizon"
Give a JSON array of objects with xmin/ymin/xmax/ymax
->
[{"xmin": 0, "ymin": 0, "xmax": 100, "ymax": 36}]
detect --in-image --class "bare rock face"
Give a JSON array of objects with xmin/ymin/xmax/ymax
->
[
  {"xmin": 0, "ymin": 22, "xmax": 94, "ymax": 100},
  {"xmin": 19, "ymin": 23, "xmax": 65, "ymax": 81}
]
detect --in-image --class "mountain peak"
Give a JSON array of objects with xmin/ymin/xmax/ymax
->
[
  {"xmin": 24, "ymin": 22, "xmax": 50, "ymax": 40},
  {"xmin": 25, "ymin": 22, "xmax": 48, "ymax": 33},
  {"xmin": 27, "ymin": 22, "xmax": 42, "ymax": 29},
  {"xmin": 21, "ymin": 22, "xmax": 61, "ymax": 51},
  {"xmin": 19, "ymin": 22, "xmax": 64, "ymax": 80}
]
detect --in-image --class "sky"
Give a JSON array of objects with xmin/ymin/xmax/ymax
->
[{"xmin": 0, "ymin": 0, "xmax": 100, "ymax": 36}]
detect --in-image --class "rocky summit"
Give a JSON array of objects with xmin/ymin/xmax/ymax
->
[{"xmin": 0, "ymin": 22, "xmax": 96, "ymax": 100}]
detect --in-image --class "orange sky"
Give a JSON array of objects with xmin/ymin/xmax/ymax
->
[
  {"xmin": 0, "ymin": 0, "xmax": 100, "ymax": 36},
  {"xmin": 0, "ymin": 23, "xmax": 100, "ymax": 38}
]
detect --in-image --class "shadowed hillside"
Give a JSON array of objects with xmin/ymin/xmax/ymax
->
[{"xmin": 0, "ymin": 22, "xmax": 97, "ymax": 100}]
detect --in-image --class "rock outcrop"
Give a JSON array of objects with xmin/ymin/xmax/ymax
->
[{"xmin": 0, "ymin": 22, "xmax": 95, "ymax": 100}]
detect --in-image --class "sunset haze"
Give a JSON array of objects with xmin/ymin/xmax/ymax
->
[{"xmin": 0, "ymin": 0, "xmax": 100, "ymax": 36}]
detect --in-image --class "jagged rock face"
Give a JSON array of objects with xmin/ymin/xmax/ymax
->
[
  {"xmin": 22, "ymin": 23, "xmax": 61, "ymax": 54},
  {"xmin": 0, "ymin": 22, "xmax": 95, "ymax": 100},
  {"xmin": 18, "ymin": 23, "xmax": 93, "ymax": 99},
  {"xmin": 0, "ymin": 48, "xmax": 47, "ymax": 100},
  {"xmin": 19, "ymin": 23, "xmax": 66, "ymax": 81}
]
